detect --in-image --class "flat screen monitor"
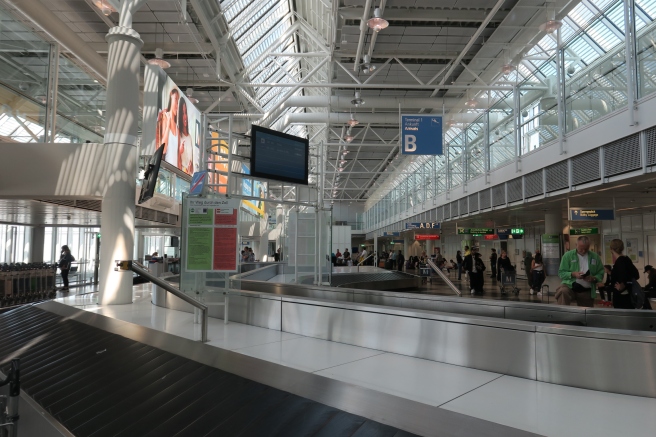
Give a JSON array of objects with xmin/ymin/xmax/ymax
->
[
  {"xmin": 138, "ymin": 144, "xmax": 165, "ymax": 204},
  {"xmin": 250, "ymin": 125, "xmax": 309, "ymax": 185}
]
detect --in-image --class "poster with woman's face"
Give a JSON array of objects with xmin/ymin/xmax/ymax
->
[{"xmin": 155, "ymin": 75, "xmax": 201, "ymax": 176}]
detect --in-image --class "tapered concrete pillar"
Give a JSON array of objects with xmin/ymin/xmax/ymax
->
[{"xmin": 98, "ymin": 26, "xmax": 142, "ymax": 305}]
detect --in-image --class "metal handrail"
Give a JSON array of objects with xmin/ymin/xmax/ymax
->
[
  {"xmin": 357, "ymin": 253, "xmax": 374, "ymax": 266},
  {"xmin": 119, "ymin": 261, "xmax": 209, "ymax": 342},
  {"xmin": 426, "ymin": 259, "xmax": 462, "ymax": 296}
]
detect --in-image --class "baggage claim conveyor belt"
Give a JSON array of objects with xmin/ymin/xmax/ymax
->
[{"xmin": 0, "ymin": 303, "xmax": 538, "ymax": 437}]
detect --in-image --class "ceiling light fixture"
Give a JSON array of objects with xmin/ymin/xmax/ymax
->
[
  {"xmin": 344, "ymin": 135, "xmax": 354, "ymax": 143},
  {"xmin": 367, "ymin": 8, "xmax": 389, "ymax": 32},
  {"xmin": 465, "ymin": 98, "xmax": 477, "ymax": 108},
  {"xmin": 185, "ymin": 87, "xmax": 199, "ymax": 104},
  {"xmin": 93, "ymin": 0, "xmax": 116, "ymax": 15},
  {"xmin": 539, "ymin": 2, "xmax": 562, "ymax": 34},
  {"xmin": 347, "ymin": 114, "xmax": 359, "ymax": 127},
  {"xmin": 501, "ymin": 63, "xmax": 516, "ymax": 75},
  {"xmin": 338, "ymin": 168, "xmax": 345, "ymax": 172},
  {"xmin": 351, "ymin": 91, "xmax": 365, "ymax": 106},
  {"xmin": 148, "ymin": 48, "xmax": 170, "ymax": 69}
]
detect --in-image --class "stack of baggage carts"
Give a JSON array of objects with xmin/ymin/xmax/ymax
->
[{"xmin": 0, "ymin": 263, "xmax": 58, "ymax": 308}]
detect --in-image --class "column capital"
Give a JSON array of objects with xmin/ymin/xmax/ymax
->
[{"xmin": 106, "ymin": 26, "xmax": 144, "ymax": 48}]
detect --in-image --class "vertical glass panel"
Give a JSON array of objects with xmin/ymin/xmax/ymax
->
[
  {"xmin": 488, "ymin": 89, "xmax": 515, "ymax": 169},
  {"xmin": 0, "ymin": 4, "xmax": 49, "ymax": 142},
  {"xmin": 637, "ymin": 21, "xmax": 656, "ymax": 98},
  {"xmin": 56, "ymin": 55, "xmax": 105, "ymax": 142}
]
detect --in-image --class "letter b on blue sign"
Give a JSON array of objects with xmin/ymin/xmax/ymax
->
[{"xmin": 404, "ymin": 135, "xmax": 417, "ymax": 152}]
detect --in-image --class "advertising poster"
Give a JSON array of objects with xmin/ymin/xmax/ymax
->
[
  {"xmin": 542, "ymin": 234, "xmax": 561, "ymax": 276},
  {"xmin": 207, "ymin": 131, "xmax": 228, "ymax": 194},
  {"xmin": 154, "ymin": 71, "xmax": 201, "ymax": 175},
  {"xmin": 626, "ymin": 237, "xmax": 639, "ymax": 262},
  {"xmin": 185, "ymin": 198, "xmax": 240, "ymax": 272},
  {"xmin": 241, "ymin": 163, "xmax": 266, "ymax": 217}
]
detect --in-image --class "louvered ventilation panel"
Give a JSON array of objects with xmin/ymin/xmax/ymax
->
[
  {"xmin": 444, "ymin": 204, "xmax": 451, "ymax": 220},
  {"xmin": 458, "ymin": 198, "xmax": 468, "ymax": 215},
  {"xmin": 647, "ymin": 127, "xmax": 656, "ymax": 166},
  {"xmin": 525, "ymin": 171, "xmax": 543, "ymax": 198},
  {"xmin": 469, "ymin": 194, "xmax": 479, "ymax": 212},
  {"xmin": 604, "ymin": 134, "xmax": 641, "ymax": 177},
  {"xmin": 435, "ymin": 206, "xmax": 443, "ymax": 222},
  {"xmin": 492, "ymin": 185, "xmax": 505, "ymax": 207},
  {"xmin": 507, "ymin": 178, "xmax": 522, "ymax": 202},
  {"xmin": 572, "ymin": 149, "xmax": 600, "ymax": 185},
  {"xmin": 546, "ymin": 161, "xmax": 568, "ymax": 192},
  {"xmin": 449, "ymin": 201, "xmax": 457, "ymax": 217},
  {"xmin": 480, "ymin": 189, "xmax": 491, "ymax": 209}
]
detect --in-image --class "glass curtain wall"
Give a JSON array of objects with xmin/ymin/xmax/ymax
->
[
  {"xmin": 0, "ymin": 3, "xmax": 104, "ymax": 143},
  {"xmin": 43, "ymin": 227, "xmax": 99, "ymax": 286},
  {"xmin": 364, "ymin": 0, "xmax": 656, "ymax": 231}
]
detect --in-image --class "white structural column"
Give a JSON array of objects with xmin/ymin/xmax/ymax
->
[{"xmin": 98, "ymin": 20, "xmax": 144, "ymax": 305}]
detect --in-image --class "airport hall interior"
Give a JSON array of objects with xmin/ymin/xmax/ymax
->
[{"xmin": 1, "ymin": 1, "xmax": 656, "ymax": 436}]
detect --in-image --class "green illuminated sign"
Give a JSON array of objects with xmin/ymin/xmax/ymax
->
[
  {"xmin": 458, "ymin": 228, "xmax": 494, "ymax": 235},
  {"xmin": 570, "ymin": 227, "xmax": 599, "ymax": 235},
  {"xmin": 511, "ymin": 228, "xmax": 524, "ymax": 235}
]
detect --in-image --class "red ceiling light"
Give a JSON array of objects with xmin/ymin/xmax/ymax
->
[
  {"xmin": 148, "ymin": 48, "xmax": 171, "ymax": 69},
  {"xmin": 501, "ymin": 64, "xmax": 516, "ymax": 75},
  {"xmin": 367, "ymin": 8, "xmax": 389, "ymax": 32},
  {"xmin": 347, "ymin": 114, "xmax": 359, "ymax": 127}
]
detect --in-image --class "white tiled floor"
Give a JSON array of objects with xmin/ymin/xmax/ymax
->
[
  {"xmin": 315, "ymin": 353, "xmax": 502, "ymax": 406},
  {"xmin": 56, "ymin": 287, "xmax": 656, "ymax": 437},
  {"xmin": 441, "ymin": 375, "xmax": 656, "ymax": 437}
]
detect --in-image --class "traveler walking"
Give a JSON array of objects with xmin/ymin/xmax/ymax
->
[
  {"xmin": 464, "ymin": 247, "xmax": 485, "ymax": 294},
  {"xmin": 597, "ymin": 265, "xmax": 613, "ymax": 305},
  {"xmin": 524, "ymin": 251, "xmax": 533, "ymax": 289},
  {"xmin": 530, "ymin": 253, "xmax": 545, "ymax": 295},
  {"xmin": 397, "ymin": 250, "xmax": 405, "ymax": 272},
  {"xmin": 490, "ymin": 248, "xmax": 497, "ymax": 278},
  {"xmin": 497, "ymin": 250, "xmax": 513, "ymax": 281},
  {"xmin": 555, "ymin": 236, "xmax": 604, "ymax": 307},
  {"xmin": 609, "ymin": 239, "xmax": 642, "ymax": 309},
  {"xmin": 58, "ymin": 245, "xmax": 75, "ymax": 291},
  {"xmin": 456, "ymin": 250, "xmax": 463, "ymax": 280},
  {"xmin": 390, "ymin": 250, "xmax": 397, "ymax": 269}
]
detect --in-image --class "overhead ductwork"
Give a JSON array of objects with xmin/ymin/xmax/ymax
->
[{"xmin": 284, "ymin": 96, "xmax": 458, "ymax": 109}]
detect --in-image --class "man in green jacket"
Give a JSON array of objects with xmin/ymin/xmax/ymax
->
[{"xmin": 556, "ymin": 236, "xmax": 604, "ymax": 307}]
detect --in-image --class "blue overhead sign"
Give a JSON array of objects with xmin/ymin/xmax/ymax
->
[
  {"xmin": 189, "ymin": 170, "xmax": 208, "ymax": 195},
  {"xmin": 382, "ymin": 232, "xmax": 401, "ymax": 237},
  {"xmin": 570, "ymin": 208, "xmax": 615, "ymax": 221},
  {"xmin": 401, "ymin": 115, "xmax": 443, "ymax": 155},
  {"xmin": 405, "ymin": 222, "xmax": 441, "ymax": 230}
]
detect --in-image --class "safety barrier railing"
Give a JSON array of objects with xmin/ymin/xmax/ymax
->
[
  {"xmin": 426, "ymin": 259, "xmax": 462, "ymax": 296},
  {"xmin": 0, "ymin": 359, "xmax": 20, "ymax": 437},
  {"xmin": 116, "ymin": 261, "xmax": 210, "ymax": 342}
]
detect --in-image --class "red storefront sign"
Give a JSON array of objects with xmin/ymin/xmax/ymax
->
[
  {"xmin": 484, "ymin": 234, "xmax": 499, "ymax": 240},
  {"xmin": 415, "ymin": 235, "xmax": 440, "ymax": 240}
]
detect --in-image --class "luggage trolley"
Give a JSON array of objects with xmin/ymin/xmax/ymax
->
[
  {"xmin": 499, "ymin": 268, "xmax": 520, "ymax": 294},
  {"xmin": 419, "ymin": 263, "xmax": 431, "ymax": 283}
]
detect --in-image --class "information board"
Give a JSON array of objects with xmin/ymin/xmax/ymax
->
[
  {"xmin": 185, "ymin": 197, "xmax": 240, "ymax": 272},
  {"xmin": 415, "ymin": 235, "xmax": 440, "ymax": 240},
  {"xmin": 458, "ymin": 228, "xmax": 494, "ymax": 235},
  {"xmin": 570, "ymin": 208, "xmax": 615, "ymax": 221},
  {"xmin": 406, "ymin": 222, "xmax": 440, "ymax": 230},
  {"xmin": 401, "ymin": 115, "xmax": 443, "ymax": 155},
  {"xmin": 569, "ymin": 227, "xmax": 599, "ymax": 235},
  {"xmin": 542, "ymin": 234, "xmax": 561, "ymax": 276}
]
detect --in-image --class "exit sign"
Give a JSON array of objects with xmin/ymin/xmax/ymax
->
[{"xmin": 511, "ymin": 228, "xmax": 524, "ymax": 235}]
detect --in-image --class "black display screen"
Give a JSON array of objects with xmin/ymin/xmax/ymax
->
[{"xmin": 250, "ymin": 125, "xmax": 309, "ymax": 185}]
